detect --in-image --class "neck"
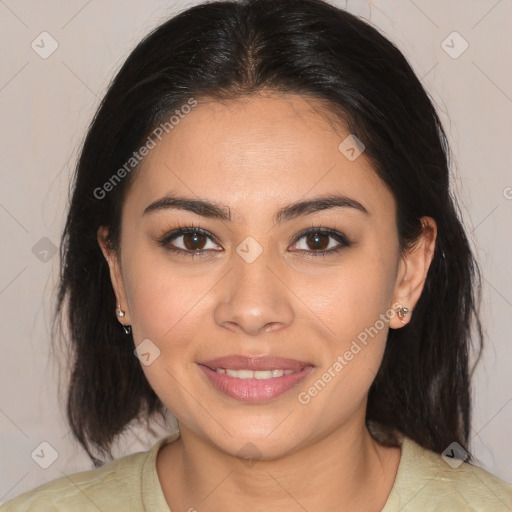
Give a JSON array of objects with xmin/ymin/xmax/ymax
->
[{"xmin": 156, "ymin": 418, "xmax": 401, "ymax": 512}]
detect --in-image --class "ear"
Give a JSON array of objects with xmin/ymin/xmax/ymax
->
[
  {"xmin": 389, "ymin": 217, "xmax": 437, "ymax": 329},
  {"xmin": 97, "ymin": 226, "xmax": 132, "ymax": 326}
]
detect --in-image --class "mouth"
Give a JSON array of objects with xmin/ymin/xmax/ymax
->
[{"xmin": 197, "ymin": 354, "xmax": 314, "ymax": 403}]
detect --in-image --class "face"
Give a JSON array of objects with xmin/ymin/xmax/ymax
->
[{"xmin": 99, "ymin": 93, "xmax": 436, "ymax": 459}]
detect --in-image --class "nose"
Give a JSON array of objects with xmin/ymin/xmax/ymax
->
[{"xmin": 213, "ymin": 248, "xmax": 294, "ymax": 336}]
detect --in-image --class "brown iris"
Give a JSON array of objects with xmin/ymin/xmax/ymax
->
[
  {"xmin": 182, "ymin": 232, "xmax": 208, "ymax": 250},
  {"xmin": 304, "ymin": 232, "xmax": 330, "ymax": 251}
]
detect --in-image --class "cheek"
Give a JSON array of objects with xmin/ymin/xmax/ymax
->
[
  {"xmin": 297, "ymin": 248, "xmax": 397, "ymax": 343},
  {"xmin": 121, "ymin": 253, "xmax": 208, "ymax": 414},
  {"xmin": 121, "ymin": 244, "xmax": 210, "ymax": 350}
]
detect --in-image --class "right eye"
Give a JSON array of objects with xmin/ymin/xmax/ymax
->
[{"xmin": 157, "ymin": 226, "xmax": 223, "ymax": 256}]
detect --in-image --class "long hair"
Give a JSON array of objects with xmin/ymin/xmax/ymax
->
[{"xmin": 53, "ymin": 0, "xmax": 483, "ymax": 466}]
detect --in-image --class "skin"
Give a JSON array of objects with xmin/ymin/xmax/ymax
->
[{"xmin": 98, "ymin": 93, "xmax": 436, "ymax": 511}]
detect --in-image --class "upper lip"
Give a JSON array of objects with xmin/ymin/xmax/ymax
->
[{"xmin": 198, "ymin": 355, "xmax": 313, "ymax": 371}]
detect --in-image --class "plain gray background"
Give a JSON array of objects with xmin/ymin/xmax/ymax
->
[{"xmin": 1, "ymin": 0, "xmax": 511, "ymax": 503}]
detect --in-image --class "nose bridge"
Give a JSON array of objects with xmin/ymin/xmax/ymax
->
[
  {"xmin": 234, "ymin": 243, "xmax": 274, "ymax": 298},
  {"xmin": 214, "ymin": 236, "xmax": 294, "ymax": 334}
]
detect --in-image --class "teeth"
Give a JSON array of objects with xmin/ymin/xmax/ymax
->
[{"xmin": 217, "ymin": 368, "xmax": 297, "ymax": 379}]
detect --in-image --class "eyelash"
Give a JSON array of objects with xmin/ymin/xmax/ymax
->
[{"xmin": 156, "ymin": 222, "xmax": 352, "ymax": 258}]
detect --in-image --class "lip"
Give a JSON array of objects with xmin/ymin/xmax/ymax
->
[
  {"xmin": 198, "ymin": 364, "xmax": 314, "ymax": 403},
  {"xmin": 198, "ymin": 354, "xmax": 313, "ymax": 371}
]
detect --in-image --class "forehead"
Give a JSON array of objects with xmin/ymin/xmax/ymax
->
[{"xmin": 126, "ymin": 93, "xmax": 393, "ymax": 219}]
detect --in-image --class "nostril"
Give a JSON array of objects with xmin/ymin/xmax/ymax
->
[{"xmin": 263, "ymin": 323, "xmax": 278, "ymax": 333}]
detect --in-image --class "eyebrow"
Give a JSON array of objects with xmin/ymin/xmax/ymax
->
[{"xmin": 143, "ymin": 193, "xmax": 369, "ymax": 224}]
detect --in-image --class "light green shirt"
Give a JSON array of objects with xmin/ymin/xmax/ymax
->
[{"xmin": 2, "ymin": 430, "xmax": 511, "ymax": 511}]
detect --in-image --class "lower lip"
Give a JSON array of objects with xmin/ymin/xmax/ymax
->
[{"xmin": 198, "ymin": 364, "xmax": 314, "ymax": 403}]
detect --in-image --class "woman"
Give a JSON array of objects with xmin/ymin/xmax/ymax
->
[{"xmin": 2, "ymin": 0, "xmax": 510, "ymax": 510}]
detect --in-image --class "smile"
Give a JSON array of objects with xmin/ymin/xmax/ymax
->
[
  {"xmin": 215, "ymin": 368, "xmax": 300, "ymax": 379},
  {"xmin": 198, "ymin": 364, "xmax": 314, "ymax": 402}
]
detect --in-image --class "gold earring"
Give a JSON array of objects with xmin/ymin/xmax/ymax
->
[{"xmin": 396, "ymin": 305, "xmax": 410, "ymax": 324}]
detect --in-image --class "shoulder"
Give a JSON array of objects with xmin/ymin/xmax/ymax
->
[
  {"xmin": 0, "ymin": 449, "xmax": 149, "ymax": 512},
  {"xmin": 384, "ymin": 435, "xmax": 512, "ymax": 511}
]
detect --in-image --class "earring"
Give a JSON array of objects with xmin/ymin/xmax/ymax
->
[
  {"xmin": 396, "ymin": 305, "xmax": 410, "ymax": 324},
  {"xmin": 115, "ymin": 304, "xmax": 131, "ymax": 334}
]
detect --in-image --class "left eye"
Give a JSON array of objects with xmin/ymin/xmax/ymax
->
[{"xmin": 291, "ymin": 229, "xmax": 350, "ymax": 254}]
